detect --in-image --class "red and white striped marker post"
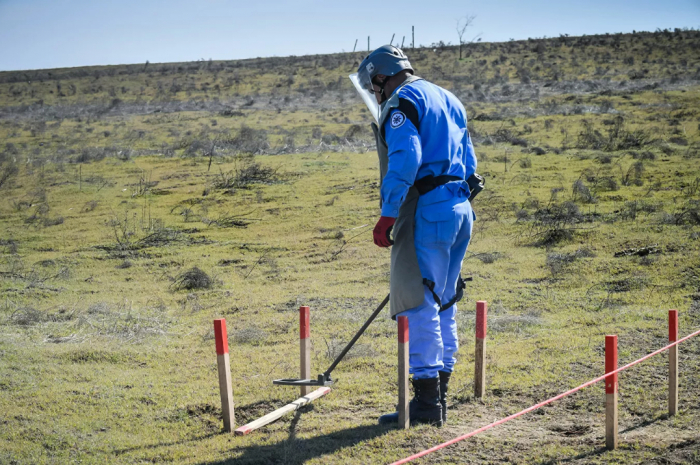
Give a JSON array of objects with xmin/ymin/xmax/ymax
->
[
  {"xmin": 474, "ymin": 301, "xmax": 487, "ymax": 399},
  {"xmin": 669, "ymin": 309, "xmax": 679, "ymax": 416},
  {"xmin": 214, "ymin": 318, "xmax": 235, "ymax": 432},
  {"xmin": 300, "ymin": 306, "xmax": 311, "ymax": 397},
  {"xmin": 398, "ymin": 315, "xmax": 410, "ymax": 429},
  {"xmin": 605, "ymin": 335, "xmax": 618, "ymax": 450}
]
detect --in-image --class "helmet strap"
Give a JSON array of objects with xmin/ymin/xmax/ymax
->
[{"xmin": 374, "ymin": 76, "xmax": 388, "ymax": 103}]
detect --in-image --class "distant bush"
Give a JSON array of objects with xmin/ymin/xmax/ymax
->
[
  {"xmin": 523, "ymin": 201, "xmax": 585, "ymax": 247},
  {"xmin": 222, "ymin": 125, "xmax": 270, "ymax": 154},
  {"xmin": 491, "ymin": 128, "xmax": 528, "ymax": 147},
  {"xmin": 576, "ymin": 117, "xmax": 651, "ymax": 152},
  {"xmin": 620, "ymin": 200, "xmax": 660, "ymax": 220},
  {"xmin": 621, "ymin": 161, "xmax": 645, "ymax": 186},
  {"xmin": 0, "ymin": 162, "xmax": 19, "ymax": 189},
  {"xmin": 630, "ymin": 151, "xmax": 656, "ymax": 160},
  {"xmin": 343, "ymin": 124, "xmax": 367, "ymax": 141},
  {"xmin": 572, "ymin": 179, "xmax": 597, "ymax": 203},
  {"xmin": 660, "ymin": 200, "xmax": 700, "ymax": 225},
  {"xmin": 213, "ymin": 158, "xmax": 278, "ymax": 191},
  {"xmin": 518, "ymin": 157, "xmax": 532, "ymax": 168},
  {"xmin": 74, "ymin": 147, "xmax": 107, "ymax": 163},
  {"xmin": 172, "ymin": 267, "xmax": 212, "ymax": 291},
  {"xmin": 546, "ymin": 247, "xmax": 596, "ymax": 275},
  {"xmin": 10, "ymin": 307, "xmax": 46, "ymax": 326},
  {"xmin": 233, "ymin": 327, "xmax": 268, "ymax": 345}
]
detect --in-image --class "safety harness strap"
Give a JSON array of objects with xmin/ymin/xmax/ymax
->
[
  {"xmin": 423, "ymin": 276, "xmax": 471, "ymax": 312},
  {"xmin": 414, "ymin": 175, "xmax": 463, "ymax": 195}
]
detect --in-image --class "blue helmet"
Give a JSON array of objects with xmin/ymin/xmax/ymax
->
[{"xmin": 357, "ymin": 45, "xmax": 413, "ymax": 94}]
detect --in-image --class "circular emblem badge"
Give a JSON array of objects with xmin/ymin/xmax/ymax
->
[{"xmin": 390, "ymin": 111, "xmax": 406, "ymax": 129}]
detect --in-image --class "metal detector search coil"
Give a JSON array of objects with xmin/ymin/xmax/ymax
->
[
  {"xmin": 273, "ymin": 294, "xmax": 390, "ymax": 387},
  {"xmin": 273, "ymin": 374, "xmax": 333, "ymax": 387}
]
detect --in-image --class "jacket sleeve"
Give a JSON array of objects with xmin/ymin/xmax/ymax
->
[{"xmin": 380, "ymin": 109, "xmax": 422, "ymax": 218}]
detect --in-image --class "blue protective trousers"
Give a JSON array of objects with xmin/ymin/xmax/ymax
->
[{"xmin": 399, "ymin": 183, "xmax": 474, "ymax": 380}]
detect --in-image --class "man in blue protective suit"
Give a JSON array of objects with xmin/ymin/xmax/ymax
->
[{"xmin": 354, "ymin": 45, "xmax": 478, "ymax": 427}]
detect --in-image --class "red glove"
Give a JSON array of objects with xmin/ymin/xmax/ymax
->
[{"xmin": 373, "ymin": 216, "xmax": 396, "ymax": 247}]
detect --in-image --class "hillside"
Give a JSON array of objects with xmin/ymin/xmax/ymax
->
[{"xmin": 1, "ymin": 30, "xmax": 699, "ymax": 464}]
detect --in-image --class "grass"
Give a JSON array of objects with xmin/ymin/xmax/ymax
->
[{"xmin": 1, "ymin": 29, "xmax": 700, "ymax": 464}]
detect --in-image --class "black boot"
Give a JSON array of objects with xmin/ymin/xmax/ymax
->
[
  {"xmin": 379, "ymin": 377, "xmax": 443, "ymax": 426},
  {"xmin": 439, "ymin": 371, "xmax": 451, "ymax": 424}
]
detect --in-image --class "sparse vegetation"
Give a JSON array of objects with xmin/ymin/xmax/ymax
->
[{"xmin": 1, "ymin": 29, "xmax": 699, "ymax": 465}]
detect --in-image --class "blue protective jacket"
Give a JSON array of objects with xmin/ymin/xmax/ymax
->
[{"xmin": 380, "ymin": 79, "xmax": 477, "ymax": 217}]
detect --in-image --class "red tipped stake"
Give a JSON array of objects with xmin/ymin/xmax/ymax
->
[
  {"xmin": 214, "ymin": 318, "xmax": 235, "ymax": 432},
  {"xmin": 398, "ymin": 316, "xmax": 409, "ymax": 429},
  {"xmin": 605, "ymin": 335, "xmax": 618, "ymax": 450},
  {"xmin": 299, "ymin": 306, "xmax": 311, "ymax": 396},
  {"xmin": 475, "ymin": 301, "xmax": 487, "ymax": 398},
  {"xmin": 669, "ymin": 309, "xmax": 679, "ymax": 415},
  {"xmin": 214, "ymin": 319, "xmax": 229, "ymax": 355}
]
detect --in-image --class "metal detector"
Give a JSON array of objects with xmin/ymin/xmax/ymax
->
[{"xmin": 273, "ymin": 294, "xmax": 390, "ymax": 387}]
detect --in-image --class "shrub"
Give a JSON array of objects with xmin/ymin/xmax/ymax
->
[
  {"xmin": 233, "ymin": 327, "xmax": 268, "ymax": 345},
  {"xmin": 546, "ymin": 247, "xmax": 596, "ymax": 275},
  {"xmin": 620, "ymin": 200, "xmax": 660, "ymax": 220},
  {"xmin": 226, "ymin": 125, "xmax": 269, "ymax": 154},
  {"xmin": 660, "ymin": 200, "xmax": 700, "ymax": 225},
  {"xmin": 343, "ymin": 124, "xmax": 366, "ymax": 141},
  {"xmin": 576, "ymin": 117, "xmax": 651, "ymax": 152},
  {"xmin": 10, "ymin": 307, "xmax": 45, "ymax": 326},
  {"xmin": 524, "ymin": 201, "xmax": 585, "ymax": 247},
  {"xmin": 519, "ymin": 158, "xmax": 532, "ymax": 168},
  {"xmin": 172, "ymin": 267, "xmax": 212, "ymax": 291},
  {"xmin": 572, "ymin": 179, "xmax": 596, "ymax": 203},
  {"xmin": 621, "ymin": 161, "xmax": 645, "ymax": 186},
  {"xmin": 630, "ymin": 151, "xmax": 656, "ymax": 160},
  {"xmin": 0, "ymin": 162, "xmax": 19, "ymax": 189},
  {"xmin": 213, "ymin": 159, "xmax": 278, "ymax": 190}
]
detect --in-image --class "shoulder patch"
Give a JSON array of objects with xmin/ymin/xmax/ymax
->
[{"xmin": 390, "ymin": 111, "xmax": 406, "ymax": 129}]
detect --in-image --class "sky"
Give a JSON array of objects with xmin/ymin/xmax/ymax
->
[{"xmin": 0, "ymin": 0, "xmax": 698, "ymax": 72}]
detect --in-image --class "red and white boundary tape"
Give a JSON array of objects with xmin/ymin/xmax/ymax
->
[{"xmin": 390, "ymin": 325, "xmax": 700, "ymax": 465}]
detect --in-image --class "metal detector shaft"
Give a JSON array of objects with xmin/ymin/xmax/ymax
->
[{"xmin": 322, "ymin": 293, "xmax": 390, "ymax": 379}]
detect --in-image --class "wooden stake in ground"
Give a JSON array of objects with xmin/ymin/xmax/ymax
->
[
  {"xmin": 605, "ymin": 335, "xmax": 618, "ymax": 450},
  {"xmin": 300, "ymin": 306, "xmax": 311, "ymax": 397},
  {"xmin": 669, "ymin": 309, "xmax": 679, "ymax": 416},
  {"xmin": 214, "ymin": 318, "xmax": 235, "ymax": 432},
  {"xmin": 398, "ymin": 315, "xmax": 409, "ymax": 429},
  {"xmin": 235, "ymin": 387, "xmax": 331, "ymax": 436},
  {"xmin": 474, "ymin": 301, "xmax": 487, "ymax": 398}
]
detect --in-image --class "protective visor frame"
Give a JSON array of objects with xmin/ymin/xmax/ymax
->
[{"xmin": 349, "ymin": 73, "xmax": 380, "ymax": 122}]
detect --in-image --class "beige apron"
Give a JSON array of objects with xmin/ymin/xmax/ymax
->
[{"xmin": 371, "ymin": 76, "xmax": 426, "ymax": 318}]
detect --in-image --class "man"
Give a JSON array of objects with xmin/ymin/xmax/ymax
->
[{"xmin": 354, "ymin": 45, "xmax": 477, "ymax": 426}]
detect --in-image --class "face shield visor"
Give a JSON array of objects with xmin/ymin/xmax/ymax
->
[{"xmin": 349, "ymin": 72, "xmax": 380, "ymax": 122}]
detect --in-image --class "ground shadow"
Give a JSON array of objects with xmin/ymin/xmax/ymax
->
[
  {"xmin": 538, "ymin": 446, "xmax": 609, "ymax": 464},
  {"xmin": 619, "ymin": 413, "xmax": 668, "ymax": 434},
  {"xmin": 112, "ymin": 432, "xmax": 219, "ymax": 456},
  {"xmin": 200, "ymin": 418, "xmax": 392, "ymax": 465}
]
